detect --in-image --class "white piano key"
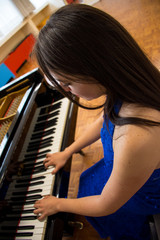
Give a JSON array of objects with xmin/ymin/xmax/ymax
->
[
  {"xmin": 15, "ymin": 235, "xmax": 45, "ymax": 240},
  {"xmin": 18, "ymin": 218, "xmax": 47, "ymax": 228},
  {"xmin": 16, "ymin": 227, "xmax": 45, "ymax": 235}
]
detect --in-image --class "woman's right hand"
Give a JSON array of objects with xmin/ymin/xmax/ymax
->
[{"xmin": 43, "ymin": 150, "xmax": 71, "ymax": 174}]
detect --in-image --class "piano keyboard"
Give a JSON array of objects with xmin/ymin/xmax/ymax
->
[{"xmin": 1, "ymin": 97, "xmax": 71, "ymax": 240}]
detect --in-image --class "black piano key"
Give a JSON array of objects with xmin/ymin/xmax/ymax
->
[
  {"xmin": 37, "ymin": 110, "xmax": 60, "ymax": 122},
  {"xmin": 31, "ymin": 127, "xmax": 55, "ymax": 140},
  {"xmin": 8, "ymin": 209, "xmax": 35, "ymax": 215},
  {"xmin": 49, "ymin": 102, "xmax": 62, "ymax": 112},
  {"xmin": 34, "ymin": 117, "xmax": 58, "ymax": 132},
  {"xmin": 2, "ymin": 225, "xmax": 34, "ymax": 230},
  {"xmin": 0, "ymin": 236, "xmax": 13, "ymax": 240},
  {"xmin": 27, "ymin": 139, "xmax": 53, "ymax": 152},
  {"xmin": 23, "ymin": 160, "xmax": 44, "ymax": 168},
  {"xmin": 9, "ymin": 199, "xmax": 38, "ymax": 206},
  {"xmin": 24, "ymin": 149, "xmax": 50, "ymax": 158},
  {"xmin": 22, "ymin": 165, "xmax": 43, "ymax": 174},
  {"xmin": 23, "ymin": 200, "xmax": 38, "ymax": 206},
  {"xmin": 23, "ymin": 163, "xmax": 46, "ymax": 174},
  {"xmin": 10, "ymin": 196, "xmax": 25, "ymax": 202},
  {"xmin": 28, "ymin": 138, "xmax": 53, "ymax": 148},
  {"xmin": 11, "ymin": 194, "xmax": 42, "ymax": 201},
  {"xmin": 0, "ymin": 232, "xmax": 33, "ymax": 238},
  {"xmin": 15, "ymin": 180, "xmax": 44, "ymax": 188},
  {"xmin": 16, "ymin": 176, "xmax": 45, "ymax": 184},
  {"xmin": 0, "ymin": 236, "xmax": 14, "ymax": 240},
  {"xmin": 22, "ymin": 166, "xmax": 47, "ymax": 176},
  {"xmin": 12, "ymin": 190, "xmax": 28, "ymax": 196},
  {"xmin": 12, "ymin": 189, "xmax": 42, "ymax": 196},
  {"xmin": 28, "ymin": 136, "xmax": 53, "ymax": 148},
  {"xmin": 26, "ymin": 194, "xmax": 42, "ymax": 200},
  {"xmin": 34, "ymin": 165, "xmax": 48, "ymax": 172},
  {"xmin": 34, "ymin": 118, "xmax": 55, "ymax": 131},
  {"xmin": 32, "ymin": 167, "xmax": 47, "ymax": 174},
  {"xmin": 18, "ymin": 225, "xmax": 35, "ymax": 230},
  {"xmin": 22, "ymin": 163, "xmax": 41, "ymax": 175},
  {"xmin": 16, "ymin": 232, "xmax": 33, "ymax": 237},
  {"xmin": 21, "ymin": 166, "xmax": 33, "ymax": 173},
  {"xmin": 25, "ymin": 194, "xmax": 42, "ymax": 201},
  {"xmin": 5, "ymin": 215, "xmax": 37, "ymax": 221},
  {"xmin": 23, "ymin": 153, "xmax": 46, "ymax": 162},
  {"xmin": 26, "ymin": 142, "xmax": 53, "ymax": 153},
  {"xmin": 39, "ymin": 102, "xmax": 61, "ymax": 115},
  {"xmin": 0, "ymin": 236, "xmax": 12, "ymax": 240}
]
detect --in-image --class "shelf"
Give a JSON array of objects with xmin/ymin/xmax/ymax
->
[
  {"xmin": 0, "ymin": 0, "xmax": 100, "ymax": 62},
  {"xmin": 0, "ymin": 3, "xmax": 57, "ymax": 62}
]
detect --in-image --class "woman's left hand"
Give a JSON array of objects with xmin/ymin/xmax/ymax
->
[{"xmin": 34, "ymin": 195, "xmax": 58, "ymax": 221}]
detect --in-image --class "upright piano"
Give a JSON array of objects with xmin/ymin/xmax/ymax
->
[{"xmin": 0, "ymin": 68, "xmax": 78, "ymax": 240}]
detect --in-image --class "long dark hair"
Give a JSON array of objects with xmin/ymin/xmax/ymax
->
[{"xmin": 34, "ymin": 4, "xmax": 160, "ymax": 126}]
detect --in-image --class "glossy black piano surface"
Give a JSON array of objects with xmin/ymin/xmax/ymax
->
[{"xmin": 0, "ymin": 68, "xmax": 78, "ymax": 240}]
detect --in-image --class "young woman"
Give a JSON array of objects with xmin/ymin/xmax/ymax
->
[{"xmin": 33, "ymin": 4, "xmax": 160, "ymax": 240}]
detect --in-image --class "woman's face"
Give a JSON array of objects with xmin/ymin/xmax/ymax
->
[{"xmin": 46, "ymin": 72, "xmax": 106, "ymax": 101}]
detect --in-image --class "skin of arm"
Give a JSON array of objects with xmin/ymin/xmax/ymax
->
[
  {"xmin": 34, "ymin": 124, "xmax": 160, "ymax": 220},
  {"xmin": 43, "ymin": 113, "xmax": 104, "ymax": 173}
]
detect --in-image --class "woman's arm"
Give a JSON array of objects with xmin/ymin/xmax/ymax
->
[
  {"xmin": 64, "ymin": 112, "xmax": 104, "ymax": 155},
  {"xmin": 34, "ymin": 124, "xmax": 159, "ymax": 220},
  {"xmin": 43, "ymin": 113, "xmax": 104, "ymax": 173}
]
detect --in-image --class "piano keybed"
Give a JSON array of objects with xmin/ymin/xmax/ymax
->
[{"xmin": 0, "ymin": 97, "xmax": 71, "ymax": 240}]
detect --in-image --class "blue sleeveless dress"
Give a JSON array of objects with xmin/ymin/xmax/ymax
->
[{"xmin": 78, "ymin": 108, "xmax": 160, "ymax": 240}]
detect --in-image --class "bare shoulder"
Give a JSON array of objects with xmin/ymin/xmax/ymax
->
[
  {"xmin": 113, "ymin": 104, "xmax": 160, "ymax": 171},
  {"xmin": 100, "ymin": 105, "xmax": 160, "ymax": 210}
]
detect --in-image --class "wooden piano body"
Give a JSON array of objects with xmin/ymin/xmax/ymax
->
[{"xmin": 0, "ymin": 68, "xmax": 78, "ymax": 240}]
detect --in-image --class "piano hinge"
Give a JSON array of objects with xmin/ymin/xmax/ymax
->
[{"xmin": 67, "ymin": 221, "xmax": 84, "ymax": 230}]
